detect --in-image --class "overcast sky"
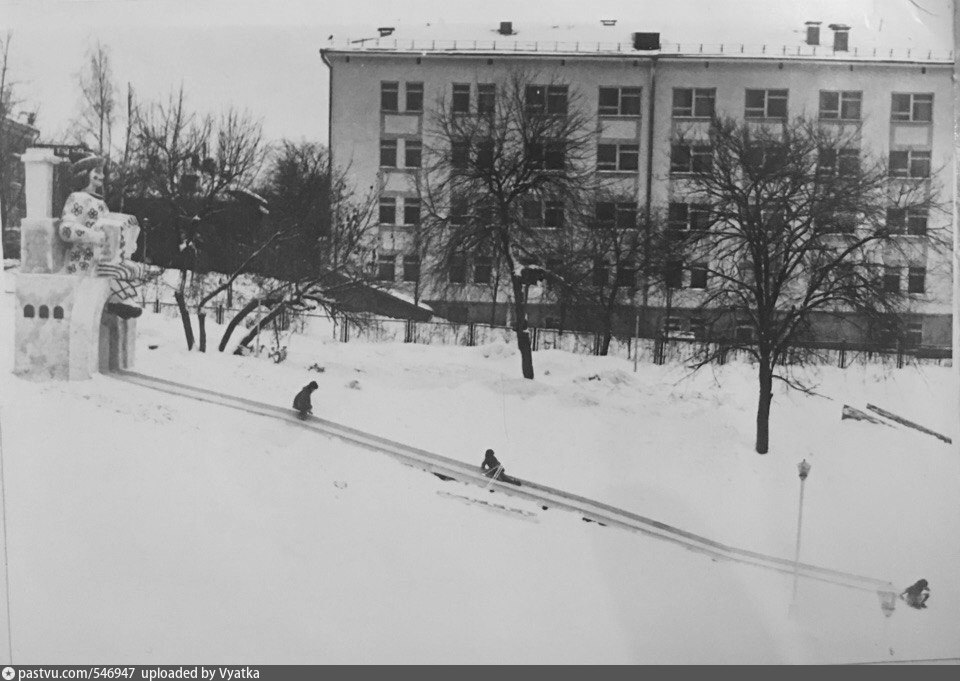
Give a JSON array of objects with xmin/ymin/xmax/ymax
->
[{"xmin": 2, "ymin": 0, "xmax": 954, "ymax": 144}]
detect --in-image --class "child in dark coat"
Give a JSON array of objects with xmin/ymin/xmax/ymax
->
[
  {"xmin": 480, "ymin": 449, "xmax": 521, "ymax": 486},
  {"xmin": 293, "ymin": 381, "xmax": 319, "ymax": 420},
  {"xmin": 900, "ymin": 579, "xmax": 930, "ymax": 609}
]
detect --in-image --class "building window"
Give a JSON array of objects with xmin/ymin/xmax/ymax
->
[
  {"xmin": 664, "ymin": 316, "xmax": 682, "ymax": 334},
  {"xmin": 818, "ymin": 147, "xmax": 860, "ymax": 176},
  {"xmin": 689, "ymin": 264, "xmax": 708, "ymax": 289},
  {"xmin": 886, "ymin": 207, "xmax": 928, "ymax": 236},
  {"xmin": 526, "ymin": 85, "xmax": 568, "ymax": 114},
  {"xmin": 672, "ymin": 88, "xmax": 715, "ymax": 118},
  {"xmin": 883, "ymin": 266, "xmax": 901, "ymax": 293},
  {"xmin": 891, "ymin": 93, "xmax": 933, "ymax": 122},
  {"xmin": 39, "ymin": 305, "xmax": 49, "ymax": 319},
  {"xmin": 403, "ymin": 198, "xmax": 421, "ymax": 225},
  {"xmin": 377, "ymin": 254, "xmax": 396, "ymax": 282},
  {"xmin": 405, "ymin": 82, "xmax": 424, "ymax": 112},
  {"xmin": 735, "ymin": 323, "xmax": 754, "ymax": 343},
  {"xmin": 404, "ymin": 139, "xmax": 422, "ymax": 168},
  {"xmin": 543, "ymin": 201, "xmax": 564, "ymax": 228},
  {"xmin": 452, "ymin": 83, "xmax": 471, "ymax": 113},
  {"xmin": 820, "ymin": 212, "xmax": 857, "ymax": 234},
  {"xmin": 597, "ymin": 143, "xmax": 640, "ymax": 171},
  {"xmin": 690, "ymin": 316, "xmax": 706, "ymax": 339},
  {"xmin": 596, "ymin": 201, "xmax": 637, "ymax": 229},
  {"xmin": 906, "ymin": 209, "xmax": 928, "ymax": 236},
  {"xmin": 449, "ymin": 255, "xmax": 467, "ymax": 283},
  {"xmin": 474, "ymin": 139, "xmax": 494, "ymax": 169},
  {"xmin": 664, "ymin": 260, "xmax": 683, "ymax": 288},
  {"xmin": 474, "ymin": 256, "xmax": 493, "ymax": 284},
  {"xmin": 23, "ymin": 305, "xmax": 34, "ymax": 318},
  {"xmin": 53, "ymin": 306, "xmax": 64, "ymax": 319},
  {"xmin": 403, "ymin": 255, "xmax": 420, "ymax": 282},
  {"xmin": 908, "ymin": 267, "xmax": 926, "ymax": 294},
  {"xmin": 832, "ymin": 28, "xmax": 849, "ymax": 51},
  {"xmin": 615, "ymin": 266, "xmax": 637, "ymax": 287},
  {"xmin": 670, "ymin": 143, "xmax": 712, "ymax": 174},
  {"xmin": 451, "ymin": 141, "xmax": 469, "ymax": 169},
  {"xmin": 450, "ymin": 194, "xmax": 468, "ymax": 225},
  {"xmin": 592, "ymin": 261, "xmax": 609, "ymax": 286},
  {"xmin": 668, "ymin": 202, "xmax": 710, "ymax": 233},
  {"xmin": 380, "ymin": 139, "xmax": 397, "ymax": 167},
  {"xmin": 819, "ymin": 91, "xmax": 861, "ymax": 120},
  {"xmin": 598, "ymin": 87, "xmax": 641, "ymax": 116},
  {"xmin": 745, "ymin": 89, "xmax": 788, "ymax": 118},
  {"xmin": 904, "ymin": 322, "xmax": 923, "ymax": 348},
  {"xmin": 523, "ymin": 199, "xmax": 563, "ymax": 228},
  {"xmin": 379, "ymin": 197, "xmax": 396, "ymax": 225},
  {"xmin": 381, "ymin": 82, "xmax": 399, "ymax": 111},
  {"xmin": 477, "ymin": 84, "xmax": 496, "ymax": 114},
  {"xmin": 522, "ymin": 199, "xmax": 540, "ymax": 222},
  {"xmin": 529, "ymin": 141, "xmax": 565, "ymax": 170},
  {"xmin": 889, "ymin": 150, "xmax": 931, "ymax": 178}
]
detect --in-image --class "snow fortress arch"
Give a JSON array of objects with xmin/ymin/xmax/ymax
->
[{"xmin": 13, "ymin": 148, "xmax": 138, "ymax": 380}]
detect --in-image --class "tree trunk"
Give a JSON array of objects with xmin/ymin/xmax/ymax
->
[
  {"xmin": 234, "ymin": 303, "xmax": 287, "ymax": 355},
  {"xmin": 197, "ymin": 312, "xmax": 207, "ymax": 352},
  {"xmin": 756, "ymin": 354, "xmax": 773, "ymax": 454},
  {"xmin": 174, "ymin": 291, "xmax": 194, "ymax": 350},
  {"xmin": 510, "ymin": 275, "xmax": 534, "ymax": 379},
  {"xmin": 219, "ymin": 298, "xmax": 264, "ymax": 352},
  {"xmin": 599, "ymin": 330, "xmax": 612, "ymax": 356}
]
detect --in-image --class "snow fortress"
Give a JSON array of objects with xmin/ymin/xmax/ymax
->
[{"xmin": 13, "ymin": 147, "xmax": 139, "ymax": 380}]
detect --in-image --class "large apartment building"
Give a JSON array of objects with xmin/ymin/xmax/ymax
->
[{"xmin": 321, "ymin": 14, "xmax": 954, "ymax": 348}]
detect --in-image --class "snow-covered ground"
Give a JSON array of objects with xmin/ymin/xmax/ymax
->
[{"xmin": 0, "ymin": 287, "xmax": 957, "ymax": 664}]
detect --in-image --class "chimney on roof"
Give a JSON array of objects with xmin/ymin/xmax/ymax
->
[
  {"xmin": 804, "ymin": 21, "xmax": 821, "ymax": 46},
  {"xmin": 632, "ymin": 32, "xmax": 661, "ymax": 50},
  {"xmin": 828, "ymin": 23, "xmax": 850, "ymax": 52},
  {"xmin": 498, "ymin": 21, "xmax": 514, "ymax": 35},
  {"xmin": 377, "ymin": 26, "xmax": 395, "ymax": 37}
]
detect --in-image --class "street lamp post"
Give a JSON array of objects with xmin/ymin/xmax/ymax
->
[{"xmin": 791, "ymin": 458, "xmax": 812, "ymax": 609}]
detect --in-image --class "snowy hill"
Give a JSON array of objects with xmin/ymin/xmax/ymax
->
[{"xmin": 0, "ymin": 292, "xmax": 957, "ymax": 664}]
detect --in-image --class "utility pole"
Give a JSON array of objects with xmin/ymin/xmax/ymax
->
[{"xmin": 791, "ymin": 458, "xmax": 812, "ymax": 612}]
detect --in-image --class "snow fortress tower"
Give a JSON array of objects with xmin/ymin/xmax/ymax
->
[{"xmin": 14, "ymin": 148, "xmax": 139, "ymax": 380}]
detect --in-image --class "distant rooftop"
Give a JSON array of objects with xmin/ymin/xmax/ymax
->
[{"xmin": 322, "ymin": 6, "xmax": 954, "ymax": 63}]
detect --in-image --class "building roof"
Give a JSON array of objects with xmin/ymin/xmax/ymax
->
[{"xmin": 321, "ymin": 0, "xmax": 954, "ymax": 63}]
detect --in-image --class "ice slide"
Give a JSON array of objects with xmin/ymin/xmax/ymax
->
[{"xmin": 112, "ymin": 369, "xmax": 896, "ymax": 596}]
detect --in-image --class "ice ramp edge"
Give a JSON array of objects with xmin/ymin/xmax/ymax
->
[
  {"xmin": 865, "ymin": 404, "xmax": 953, "ymax": 444},
  {"xmin": 111, "ymin": 370, "xmax": 895, "ymax": 594}
]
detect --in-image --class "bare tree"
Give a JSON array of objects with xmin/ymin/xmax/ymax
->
[
  {"xmin": 218, "ymin": 140, "xmax": 379, "ymax": 354},
  {"xmin": 127, "ymin": 87, "xmax": 268, "ymax": 349},
  {"xmin": 539, "ymin": 196, "xmax": 674, "ymax": 355},
  {"xmin": 672, "ymin": 116, "xmax": 946, "ymax": 454},
  {"xmin": 71, "ymin": 42, "xmax": 117, "ymax": 159},
  {"xmin": 0, "ymin": 31, "xmax": 38, "ymax": 242},
  {"xmin": 419, "ymin": 71, "xmax": 594, "ymax": 378},
  {"xmin": 68, "ymin": 43, "xmax": 138, "ymax": 210}
]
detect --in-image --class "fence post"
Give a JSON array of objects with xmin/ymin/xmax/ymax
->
[
  {"xmin": 468, "ymin": 322, "xmax": 476, "ymax": 347},
  {"xmin": 153, "ymin": 298, "xmax": 160, "ymax": 313},
  {"xmin": 838, "ymin": 341, "xmax": 846, "ymax": 369},
  {"xmin": 896, "ymin": 338, "xmax": 904, "ymax": 369},
  {"xmin": 216, "ymin": 304, "xmax": 224, "ymax": 325}
]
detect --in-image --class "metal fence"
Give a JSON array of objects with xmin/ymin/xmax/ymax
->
[{"xmin": 149, "ymin": 299, "xmax": 952, "ymax": 370}]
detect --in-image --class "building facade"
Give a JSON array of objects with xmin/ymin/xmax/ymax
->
[{"xmin": 321, "ymin": 18, "xmax": 953, "ymax": 349}]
